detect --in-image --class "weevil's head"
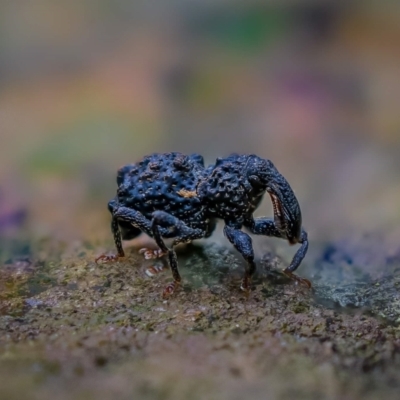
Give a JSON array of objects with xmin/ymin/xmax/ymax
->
[{"xmin": 246, "ymin": 156, "xmax": 302, "ymax": 244}]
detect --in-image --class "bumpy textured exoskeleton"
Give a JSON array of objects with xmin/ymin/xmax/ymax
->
[{"xmin": 96, "ymin": 152, "xmax": 309, "ymax": 297}]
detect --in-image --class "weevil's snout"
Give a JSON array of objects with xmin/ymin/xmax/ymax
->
[
  {"xmin": 269, "ymin": 192, "xmax": 301, "ymax": 244},
  {"xmin": 267, "ymin": 178, "xmax": 302, "ymax": 244},
  {"xmin": 247, "ymin": 156, "xmax": 303, "ymax": 244},
  {"xmin": 285, "ymin": 215, "xmax": 302, "ymax": 245}
]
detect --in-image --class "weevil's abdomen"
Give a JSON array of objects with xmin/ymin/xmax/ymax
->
[{"xmin": 115, "ymin": 152, "xmax": 206, "ymax": 223}]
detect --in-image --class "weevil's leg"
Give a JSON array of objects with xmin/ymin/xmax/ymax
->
[
  {"xmin": 96, "ymin": 217, "xmax": 125, "ymax": 263},
  {"xmin": 96, "ymin": 206, "xmax": 169, "ymax": 264},
  {"xmin": 116, "ymin": 206, "xmax": 174, "ymax": 258},
  {"xmin": 151, "ymin": 211, "xmax": 206, "ymax": 297},
  {"xmin": 113, "ymin": 206, "xmax": 160, "ymax": 237},
  {"xmin": 283, "ymin": 229, "xmax": 308, "ymax": 271},
  {"xmin": 282, "ymin": 230, "xmax": 310, "ymax": 287},
  {"xmin": 224, "ymin": 225, "xmax": 256, "ymax": 293},
  {"xmin": 245, "ymin": 217, "xmax": 311, "ymax": 287},
  {"xmin": 114, "ymin": 206, "xmax": 173, "ymax": 260}
]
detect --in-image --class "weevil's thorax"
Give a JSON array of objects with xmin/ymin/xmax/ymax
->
[
  {"xmin": 114, "ymin": 152, "xmax": 207, "ymax": 225},
  {"xmin": 198, "ymin": 154, "xmax": 266, "ymax": 224}
]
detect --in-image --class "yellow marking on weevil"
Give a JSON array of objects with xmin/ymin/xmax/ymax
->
[{"xmin": 177, "ymin": 189, "xmax": 197, "ymax": 198}]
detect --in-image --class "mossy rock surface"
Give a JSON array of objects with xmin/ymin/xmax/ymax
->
[{"xmin": 1, "ymin": 238, "xmax": 400, "ymax": 400}]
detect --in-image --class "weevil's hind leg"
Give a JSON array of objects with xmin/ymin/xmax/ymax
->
[
  {"xmin": 151, "ymin": 211, "xmax": 206, "ymax": 297},
  {"xmin": 114, "ymin": 206, "xmax": 172, "ymax": 260},
  {"xmin": 114, "ymin": 206, "xmax": 161, "ymax": 237},
  {"xmin": 224, "ymin": 225, "xmax": 256, "ymax": 294},
  {"xmin": 95, "ymin": 217, "xmax": 125, "ymax": 263},
  {"xmin": 245, "ymin": 217, "xmax": 311, "ymax": 288},
  {"xmin": 96, "ymin": 206, "xmax": 168, "ymax": 264}
]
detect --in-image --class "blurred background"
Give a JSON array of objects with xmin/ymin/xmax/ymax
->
[{"xmin": 0, "ymin": 0, "xmax": 399, "ymax": 247}]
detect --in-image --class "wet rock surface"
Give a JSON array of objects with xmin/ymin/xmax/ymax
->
[{"xmin": 0, "ymin": 238, "xmax": 400, "ymax": 400}]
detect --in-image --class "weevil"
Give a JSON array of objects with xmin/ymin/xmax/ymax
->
[{"xmin": 96, "ymin": 152, "xmax": 309, "ymax": 296}]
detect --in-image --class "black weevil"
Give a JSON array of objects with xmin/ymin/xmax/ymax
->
[{"xmin": 96, "ymin": 152, "xmax": 309, "ymax": 296}]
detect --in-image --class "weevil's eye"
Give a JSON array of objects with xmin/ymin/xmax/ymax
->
[{"xmin": 248, "ymin": 175, "xmax": 263, "ymax": 188}]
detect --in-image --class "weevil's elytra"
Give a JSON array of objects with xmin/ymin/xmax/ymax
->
[{"xmin": 96, "ymin": 152, "xmax": 310, "ymax": 297}]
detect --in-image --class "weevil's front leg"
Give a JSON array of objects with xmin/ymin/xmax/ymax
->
[
  {"xmin": 245, "ymin": 217, "xmax": 311, "ymax": 287},
  {"xmin": 151, "ymin": 211, "xmax": 206, "ymax": 297},
  {"xmin": 224, "ymin": 225, "xmax": 256, "ymax": 293}
]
